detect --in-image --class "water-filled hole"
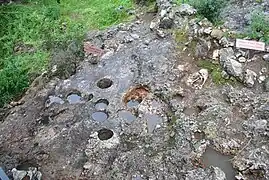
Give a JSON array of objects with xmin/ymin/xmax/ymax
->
[
  {"xmin": 97, "ymin": 78, "xmax": 113, "ymax": 89},
  {"xmin": 95, "ymin": 99, "xmax": 109, "ymax": 111},
  {"xmin": 67, "ymin": 94, "xmax": 82, "ymax": 104},
  {"xmin": 119, "ymin": 110, "xmax": 137, "ymax": 123},
  {"xmin": 91, "ymin": 111, "xmax": 108, "ymax": 122},
  {"xmin": 202, "ymin": 147, "xmax": 236, "ymax": 180},
  {"xmin": 97, "ymin": 128, "xmax": 114, "ymax": 140},
  {"xmin": 127, "ymin": 99, "xmax": 141, "ymax": 108}
]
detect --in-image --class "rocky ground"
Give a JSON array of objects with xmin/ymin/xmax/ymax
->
[{"xmin": 1, "ymin": 0, "xmax": 269, "ymax": 180}]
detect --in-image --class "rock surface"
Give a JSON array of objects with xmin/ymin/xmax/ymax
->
[{"xmin": 1, "ymin": 1, "xmax": 269, "ymax": 180}]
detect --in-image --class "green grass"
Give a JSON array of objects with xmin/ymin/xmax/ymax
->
[{"xmin": 0, "ymin": 0, "xmax": 133, "ymax": 107}]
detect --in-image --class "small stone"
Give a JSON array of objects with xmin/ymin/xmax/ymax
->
[
  {"xmin": 159, "ymin": 17, "xmax": 173, "ymax": 29},
  {"xmin": 235, "ymin": 52, "xmax": 242, "ymax": 58},
  {"xmin": 258, "ymin": 76, "xmax": 266, "ymax": 83},
  {"xmin": 160, "ymin": 9, "xmax": 167, "ymax": 18},
  {"xmin": 204, "ymin": 27, "xmax": 212, "ymax": 34},
  {"xmin": 150, "ymin": 20, "xmax": 159, "ymax": 30},
  {"xmin": 244, "ymin": 69, "xmax": 257, "ymax": 87},
  {"xmin": 177, "ymin": 4, "xmax": 197, "ymax": 15},
  {"xmin": 156, "ymin": 29, "xmax": 165, "ymax": 38},
  {"xmin": 263, "ymin": 54, "xmax": 269, "ymax": 61},
  {"xmin": 211, "ymin": 29, "xmax": 224, "ymax": 40},
  {"xmin": 219, "ymin": 37, "xmax": 228, "ymax": 47},
  {"xmin": 238, "ymin": 57, "xmax": 246, "ymax": 63},
  {"xmin": 130, "ymin": 33, "xmax": 140, "ymax": 39},
  {"xmin": 212, "ymin": 49, "xmax": 219, "ymax": 60}
]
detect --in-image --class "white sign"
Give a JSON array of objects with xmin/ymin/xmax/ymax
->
[{"xmin": 236, "ymin": 39, "xmax": 265, "ymax": 51}]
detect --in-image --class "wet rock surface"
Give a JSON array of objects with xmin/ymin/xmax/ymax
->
[{"xmin": 1, "ymin": 1, "xmax": 269, "ymax": 180}]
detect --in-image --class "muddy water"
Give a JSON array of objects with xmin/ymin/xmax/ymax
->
[
  {"xmin": 202, "ymin": 147, "xmax": 236, "ymax": 180},
  {"xmin": 119, "ymin": 110, "xmax": 136, "ymax": 123},
  {"xmin": 67, "ymin": 94, "xmax": 82, "ymax": 104}
]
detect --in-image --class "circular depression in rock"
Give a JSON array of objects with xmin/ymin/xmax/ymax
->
[
  {"xmin": 91, "ymin": 111, "xmax": 108, "ymax": 122},
  {"xmin": 95, "ymin": 99, "xmax": 109, "ymax": 111},
  {"xmin": 97, "ymin": 128, "xmax": 114, "ymax": 140},
  {"xmin": 97, "ymin": 78, "xmax": 113, "ymax": 89},
  {"xmin": 119, "ymin": 110, "xmax": 137, "ymax": 123},
  {"xmin": 127, "ymin": 99, "xmax": 141, "ymax": 108},
  {"xmin": 67, "ymin": 94, "xmax": 82, "ymax": 104}
]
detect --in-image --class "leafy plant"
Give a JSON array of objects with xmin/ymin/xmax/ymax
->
[
  {"xmin": 247, "ymin": 10, "xmax": 269, "ymax": 44},
  {"xmin": 188, "ymin": 0, "xmax": 227, "ymax": 23}
]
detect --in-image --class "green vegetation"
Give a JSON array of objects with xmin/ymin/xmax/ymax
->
[
  {"xmin": 176, "ymin": 0, "xmax": 227, "ymax": 23},
  {"xmin": 247, "ymin": 10, "xmax": 269, "ymax": 44},
  {"xmin": 0, "ymin": 0, "xmax": 133, "ymax": 107},
  {"xmin": 197, "ymin": 60, "xmax": 236, "ymax": 85}
]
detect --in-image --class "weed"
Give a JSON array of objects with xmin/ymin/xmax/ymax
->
[
  {"xmin": 0, "ymin": 0, "xmax": 133, "ymax": 107},
  {"xmin": 176, "ymin": 0, "xmax": 227, "ymax": 24},
  {"xmin": 247, "ymin": 10, "xmax": 269, "ymax": 44}
]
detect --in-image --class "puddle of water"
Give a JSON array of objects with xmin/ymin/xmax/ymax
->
[
  {"xmin": 97, "ymin": 128, "xmax": 113, "ymax": 140},
  {"xmin": 91, "ymin": 111, "xmax": 108, "ymax": 122},
  {"xmin": 45, "ymin": 96, "xmax": 64, "ymax": 107},
  {"xmin": 127, "ymin": 99, "xmax": 140, "ymax": 108},
  {"xmin": 145, "ymin": 114, "xmax": 162, "ymax": 133},
  {"xmin": 67, "ymin": 94, "xmax": 82, "ymax": 104},
  {"xmin": 95, "ymin": 99, "xmax": 109, "ymax": 111},
  {"xmin": 119, "ymin": 110, "xmax": 136, "ymax": 123},
  {"xmin": 202, "ymin": 147, "xmax": 236, "ymax": 180}
]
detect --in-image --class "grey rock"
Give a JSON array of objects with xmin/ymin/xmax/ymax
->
[
  {"xmin": 263, "ymin": 54, "xmax": 269, "ymax": 61},
  {"xmin": 185, "ymin": 167, "xmax": 226, "ymax": 180},
  {"xmin": 238, "ymin": 56, "xmax": 246, "ymax": 63},
  {"xmin": 219, "ymin": 48, "xmax": 243, "ymax": 78},
  {"xmin": 244, "ymin": 69, "xmax": 257, "ymax": 87},
  {"xmin": 177, "ymin": 4, "xmax": 197, "ymax": 16},
  {"xmin": 159, "ymin": 17, "xmax": 173, "ymax": 29},
  {"xmin": 204, "ymin": 27, "xmax": 212, "ymax": 34},
  {"xmin": 211, "ymin": 29, "xmax": 224, "ymax": 40},
  {"xmin": 195, "ymin": 38, "xmax": 211, "ymax": 58}
]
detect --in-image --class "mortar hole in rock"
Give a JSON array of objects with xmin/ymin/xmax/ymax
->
[
  {"xmin": 127, "ymin": 99, "xmax": 141, "ymax": 108},
  {"xmin": 91, "ymin": 111, "xmax": 108, "ymax": 122},
  {"xmin": 95, "ymin": 99, "xmax": 109, "ymax": 111},
  {"xmin": 97, "ymin": 78, "xmax": 113, "ymax": 89},
  {"xmin": 123, "ymin": 86, "xmax": 149, "ymax": 105},
  {"xmin": 97, "ymin": 128, "xmax": 114, "ymax": 140},
  {"xmin": 67, "ymin": 94, "xmax": 82, "ymax": 104},
  {"xmin": 119, "ymin": 110, "xmax": 137, "ymax": 123},
  {"xmin": 202, "ymin": 147, "xmax": 236, "ymax": 180},
  {"xmin": 16, "ymin": 161, "xmax": 38, "ymax": 171}
]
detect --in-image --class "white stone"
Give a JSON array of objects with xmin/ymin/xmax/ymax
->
[
  {"xmin": 212, "ymin": 49, "xmax": 219, "ymax": 60},
  {"xmin": 238, "ymin": 56, "xmax": 246, "ymax": 63}
]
